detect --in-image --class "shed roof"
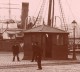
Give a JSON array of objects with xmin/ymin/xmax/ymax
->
[{"xmin": 24, "ymin": 25, "xmax": 69, "ymax": 33}]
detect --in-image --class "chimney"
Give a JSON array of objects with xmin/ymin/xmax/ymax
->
[{"xmin": 21, "ymin": 2, "xmax": 29, "ymax": 29}]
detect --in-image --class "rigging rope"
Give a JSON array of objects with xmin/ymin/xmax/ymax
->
[
  {"xmin": 65, "ymin": 0, "xmax": 75, "ymax": 19},
  {"xmin": 65, "ymin": 0, "xmax": 80, "ymax": 38},
  {"xmin": 33, "ymin": 0, "xmax": 46, "ymax": 27},
  {"xmin": 33, "ymin": 0, "xmax": 41, "ymax": 17},
  {"xmin": 58, "ymin": 0, "xmax": 68, "ymax": 31}
]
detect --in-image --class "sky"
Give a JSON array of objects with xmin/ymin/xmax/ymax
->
[
  {"xmin": 0, "ymin": 0, "xmax": 43, "ymax": 20},
  {"xmin": 0, "ymin": 0, "xmax": 80, "ymax": 23},
  {"xmin": 0, "ymin": 0, "xmax": 80, "ymax": 24},
  {"xmin": 0, "ymin": 0, "xmax": 80, "ymax": 37}
]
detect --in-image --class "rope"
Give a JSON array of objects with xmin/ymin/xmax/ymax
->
[
  {"xmin": 58, "ymin": 0, "xmax": 68, "ymax": 31},
  {"xmin": 65, "ymin": 0, "xmax": 75, "ymax": 19},
  {"xmin": 33, "ymin": 0, "xmax": 46, "ymax": 27},
  {"xmin": 33, "ymin": 0, "xmax": 41, "ymax": 17}
]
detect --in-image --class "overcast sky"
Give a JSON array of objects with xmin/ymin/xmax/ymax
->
[
  {"xmin": 0, "ymin": 0, "xmax": 80, "ymax": 23},
  {"xmin": 0, "ymin": 0, "xmax": 80, "ymax": 28},
  {"xmin": 0, "ymin": 0, "xmax": 80, "ymax": 38}
]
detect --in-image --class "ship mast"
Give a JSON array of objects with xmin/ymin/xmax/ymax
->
[
  {"xmin": 47, "ymin": 0, "xmax": 52, "ymax": 26},
  {"xmin": 9, "ymin": 0, "xmax": 11, "ymax": 20},
  {"xmin": 52, "ymin": 0, "xmax": 54, "ymax": 27},
  {"xmin": 47, "ymin": 0, "xmax": 54, "ymax": 27}
]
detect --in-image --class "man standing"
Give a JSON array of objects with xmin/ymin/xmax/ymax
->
[
  {"xmin": 35, "ymin": 42, "xmax": 42, "ymax": 70},
  {"xmin": 12, "ymin": 43, "xmax": 20, "ymax": 61}
]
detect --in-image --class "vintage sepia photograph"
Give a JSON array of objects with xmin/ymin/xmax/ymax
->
[{"xmin": 0, "ymin": 0, "xmax": 80, "ymax": 72}]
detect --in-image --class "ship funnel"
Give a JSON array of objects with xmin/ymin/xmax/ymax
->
[{"xmin": 21, "ymin": 2, "xmax": 29, "ymax": 29}]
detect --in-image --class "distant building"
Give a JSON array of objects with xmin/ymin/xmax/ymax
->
[
  {"xmin": 0, "ymin": 2, "xmax": 29, "ymax": 51},
  {"xmin": 69, "ymin": 38, "xmax": 80, "ymax": 52},
  {"xmin": 0, "ymin": 27, "xmax": 24, "ymax": 51}
]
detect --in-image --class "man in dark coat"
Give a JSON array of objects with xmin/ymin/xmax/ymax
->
[
  {"xmin": 12, "ymin": 43, "xmax": 20, "ymax": 61},
  {"xmin": 35, "ymin": 42, "xmax": 42, "ymax": 70}
]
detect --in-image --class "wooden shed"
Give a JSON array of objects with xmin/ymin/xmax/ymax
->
[{"xmin": 23, "ymin": 25, "xmax": 69, "ymax": 60}]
